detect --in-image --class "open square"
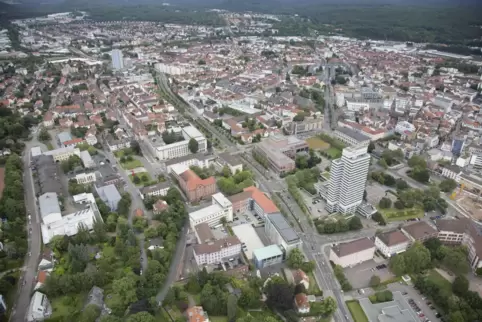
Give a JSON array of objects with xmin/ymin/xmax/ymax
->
[{"xmin": 306, "ymin": 137, "xmax": 330, "ymax": 150}]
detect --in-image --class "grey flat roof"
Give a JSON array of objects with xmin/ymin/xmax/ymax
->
[
  {"xmin": 34, "ymin": 155, "xmax": 62, "ymax": 195},
  {"xmin": 336, "ymin": 126, "xmax": 370, "ymax": 142},
  {"xmin": 39, "ymin": 192, "xmax": 61, "ymax": 219},
  {"xmin": 141, "ymin": 181, "xmax": 171, "ymax": 194},
  {"xmin": 267, "ymin": 213, "xmax": 300, "ymax": 244},
  {"xmin": 218, "ymin": 152, "xmax": 242, "ymax": 167},
  {"xmin": 165, "ymin": 152, "xmax": 215, "ymax": 166}
]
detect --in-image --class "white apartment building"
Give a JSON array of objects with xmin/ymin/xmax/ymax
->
[
  {"xmin": 329, "ymin": 237, "xmax": 375, "ymax": 268},
  {"xmin": 165, "ymin": 153, "xmax": 214, "ymax": 174},
  {"xmin": 154, "ymin": 126, "xmax": 207, "ymax": 161},
  {"xmin": 140, "ymin": 182, "xmax": 170, "ymax": 199},
  {"xmin": 374, "ymin": 230, "xmax": 410, "ymax": 258},
  {"xmin": 75, "ymin": 172, "xmax": 97, "ymax": 184},
  {"xmin": 189, "ymin": 193, "xmax": 233, "ymax": 229},
  {"xmin": 27, "ymin": 292, "xmax": 52, "ymax": 321},
  {"xmin": 325, "ymin": 145, "xmax": 370, "ymax": 214},
  {"xmin": 334, "ymin": 127, "xmax": 370, "ymax": 147},
  {"xmin": 80, "ymin": 150, "xmax": 95, "ymax": 168},
  {"xmin": 193, "ymin": 236, "xmax": 242, "ymax": 265},
  {"xmin": 43, "ymin": 146, "xmax": 80, "ymax": 162},
  {"xmin": 395, "ymin": 121, "xmax": 416, "ymax": 134},
  {"xmin": 346, "ymin": 99, "xmax": 370, "ymax": 112}
]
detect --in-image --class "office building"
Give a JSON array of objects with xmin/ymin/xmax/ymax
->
[
  {"xmin": 193, "ymin": 236, "xmax": 241, "ymax": 265},
  {"xmin": 333, "ymin": 127, "xmax": 370, "ymax": 147},
  {"xmin": 285, "ymin": 117, "xmax": 324, "ymax": 135},
  {"xmin": 140, "ymin": 182, "xmax": 170, "ymax": 199},
  {"xmin": 148, "ymin": 126, "xmax": 207, "ymax": 161},
  {"xmin": 171, "ymin": 164, "xmax": 216, "ymax": 202},
  {"xmin": 329, "ymin": 237, "xmax": 375, "ymax": 268},
  {"xmin": 189, "ymin": 193, "xmax": 233, "ymax": 228},
  {"xmin": 325, "ymin": 145, "xmax": 370, "ymax": 214},
  {"xmin": 265, "ymin": 213, "xmax": 302, "ymax": 256},
  {"xmin": 374, "ymin": 230, "xmax": 410, "ymax": 258},
  {"xmin": 165, "ymin": 152, "xmax": 215, "ymax": 173},
  {"xmin": 401, "ymin": 221, "xmax": 438, "ymax": 244},
  {"xmin": 111, "ymin": 49, "xmax": 124, "ymax": 70},
  {"xmin": 229, "ymin": 186, "xmax": 279, "ymax": 217},
  {"xmin": 253, "ymin": 244, "xmax": 283, "ymax": 269},
  {"xmin": 253, "ymin": 135, "xmax": 309, "ymax": 175},
  {"xmin": 75, "ymin": 172, "xmax": 97, "ymax": 184},
  {"xmin": 43, "ymin": 146, "xmax": 80, "ymax": 162},
  {"xmin": 95, "ymin": 184, "xmax": 122, "ymax": 211}
]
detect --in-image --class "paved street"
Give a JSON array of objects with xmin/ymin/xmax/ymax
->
[{"xmin": 11, "ymin": 133, "xmax": 45, "ymax": 322}]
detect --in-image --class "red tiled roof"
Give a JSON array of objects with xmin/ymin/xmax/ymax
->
[
  {"xmin": 180, "ymin": 169, "xmax": 216, "ymax": 191},
  {"xmin": 37, "ymin": 270, "xmax": 48, "ymax": 283},
  {"xmin": 243, "ymin": 186, "xmax": 279, "ymax": 214}
]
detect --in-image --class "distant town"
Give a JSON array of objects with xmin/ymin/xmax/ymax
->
[{"xmin": 0, "ymin": 8, "xmax": 481, "ymax": 322}]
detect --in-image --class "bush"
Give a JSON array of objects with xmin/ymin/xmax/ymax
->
[
  {"xmin": 379, "ymin": 197, "xmax": 392, "ymax": 209},
  {"xmin": 372, "ymin": 212, "xmax": 386, "ymax": 226},
  {"xmin": 394, "ymin": 200, "xmax": 405, "ymax": 209}
]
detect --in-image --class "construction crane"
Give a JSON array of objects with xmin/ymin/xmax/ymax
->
[{"xmin": 450, "ymin": 183, "xmax": 464, "ymax": 200}]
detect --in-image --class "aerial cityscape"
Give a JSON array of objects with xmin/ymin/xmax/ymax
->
[{"xmin": 0, "ymin": 1, "xmax": 481, "ymax": 322}]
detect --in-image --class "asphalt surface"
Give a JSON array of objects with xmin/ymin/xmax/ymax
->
[{"xmin": 11, "ymin": 133, "xmax": 44, "ymax": 322}]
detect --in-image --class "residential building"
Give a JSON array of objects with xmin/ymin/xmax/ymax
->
[
  {"xmin": 153, "ymin": 200, "xmax": 169, "ymax": 214},
  {"xmin": 253, "ymin": 135, "xmax": 309, "ymax": 175},
  {"xmin": 285, "ymin": 117, "xmax": 323, "ymax": 135},
  {"xmin": 374, "ymin": 230, "xmax": 410, "ymax": 258},
  {"xmin": 57, "ymin": 131, "xmax": 72, "ymax": 146},
  {"xmin": 105, "ymin": 134, "xmax": 131, "ymax": 152},
  {"xmin": 333, "ymin": 127, "xmax": 370, "ymax": 147},
  {"xmin": 229, "ymin": 186, "xmax": 279, "ymax": 217},
  {"xmin": 194, "ymin": 223, "xmax": 216, "ymax": 244},
  {"xmin": 265, "ymin": 213, "xmax": 302, "ymax": 256},
  {"xmin": 62, "ymin": 138, "xmax": 84, "ymax": 148},
  {"xmin": 43, "ymin": 146, "xmax": 80, "ymax": 162},
  {"xmin": 193, "ymin": 236, "xmax": 241, "ymax": 265},
  {"xmin": 253, "ymin": 244, "xmax": 283, "ymax": 269},
  {"xmin": 80, "ymin": 150, "xmax": 95, "ymax": 168},
  {"xmin": 294, "ymin": 293, "xmax": 310, "ymax": 314},
  {"xmin": 401, "ymin": 221, "xmax": 438, "ymax": 244},
  {"xmin": 172, "ymin": 164, "xmax": 216, "ymax": 202},
  {"xmin": 27, "ymin": 292, "xmax": 52, "ymax": 321},
  {"xmin": 75, "ymin": 172, "xmax": 97, "ymax": 184},
  {"xmin": 395, "ymin": 121, "xmax": 416, "ymax": 134},
  {"xmin": 292, "ymin": 269, "xmax": 310, "ymax": 290},
  {"xmin": 325, "ymin": 145, "xmax": 370, "ymax": 214},
  {"xmin": 186, "ymin": 306, "xmax": 209, "ymax": 322},
  {"xmin": 217, "ymin": 152, "xmax": 243, "ymax": 174},
  {"xmin": 32, "ymin": 155, "xmax": 63, "ymax": 195},
  {"xmin": 329, "ymin": 237, "xmax": 375, "ymax": 268},
  {"xmin": 39, "ymin": 193, "xmax": 104, "ymax": 244},
  {"xmin": 140, "ymin": 182, "xmax": 170, "ymax": 199},
  {"xmin": 95, "ymin": 184, "xmax": 122, "ymax": 211},
  {"xmin": 85, "ymin": 133, "xmax": 98, "ymax": 146},
  {"xmin": 111, "ymin": 49, "xmax": 124, "ymax": 70}
]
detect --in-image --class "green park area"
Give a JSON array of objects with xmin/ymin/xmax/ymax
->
[
  {"xmin": 426, "ymin": 269, "xmax": 452, "ymax": 292},
  {"xmin": 46, "ymin": 142, "xmax": 54, "ymax": 150},
  {"xmin": 346, "ymin": 300, "xmax": 368, "ymax": 322},
  {"xmin": 115, "ymin": 148, "xmax": 143, "ymax": 170},
  {"xmin": 325, "ymin": 147, "xmax": 342, "ymax": 159},
  {"xmin": 306, "ymin": 137, "xmax": 330, "ymax": 150},
  {"xmin": 380, "ymin": 207, "xmax": 424, "ymax": 222},
  {"xmin": 129, "ymin": 172, "xmax": 153, "ymax": 186}
]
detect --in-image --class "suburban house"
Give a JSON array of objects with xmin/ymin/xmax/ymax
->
[
  {"xmin": 294, "ymin": 293, "xmax": 310, "ymax": 314},
  {"xmin": 27, "ymin": 292, "xmax": 52, "ymax": 321},
  {"xmin": 185, "ymin": 306, "xmax": 210, "ymax": 322}
]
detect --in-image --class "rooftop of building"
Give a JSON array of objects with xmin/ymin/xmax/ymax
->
[
  {"xmin": 267, "ymin": 213, "xmax": 300, "ymax": 244},
  {"xmin": 402, "ymin": 221, "xmax": 438, "ymax": 240},
  {"xmin": 195, "ymin": 222, "xmax": 216, "ymax": 244},
  {"xmin": 140, "ymin": 181, "xmax": 171, "ymax": 194},
  {"xmin": 332, "ymin": 237, "xmax": 375, "ymax": 257},
  {"xmin": 252, "ymin": 244, "xmax": 283, "ymax": 261},
  {"xmin": 179, "ymin": 169, "xmax": 216, "ymax": 191},
  {"xmin": 193, "ymin": 236, "xmax": 241, "ymax": 255},
  {"xmin": 335, "ymin": 126, "xmax": 371, "ymax": 142},
  {"xmin": 376, "ymin": 230, "xmax": 409, "ymax": 247}
]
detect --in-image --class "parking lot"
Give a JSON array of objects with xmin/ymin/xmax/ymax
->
[
  {"xmin": 365, "ymin": 181, "xmax": 390, "ymax": 205},
  {"xmin": 343, "ymin": 257, "xmax": 392, "ymax": 289},
  {"xmin": 388, "ymin": 283, "xmax": 441, "ymax": 322},
  {"xmin": 232, "ymin": 210, "xmax": 265, "ymax": 227},
  {"xmin": 302, "ymin": 192, "xmax": 330, "ymax": 218}
]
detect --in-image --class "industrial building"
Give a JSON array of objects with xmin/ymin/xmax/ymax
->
[{"xmin": 32, "ymin": 155, "xmax": 63, "ymax": 196}]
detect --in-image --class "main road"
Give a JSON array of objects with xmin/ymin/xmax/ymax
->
[
  {"xmin": 11, "ymin": 133, "xmax": 44, "ymax": 322},
  {"xmin": 155, "ymin": 71, "xmax": 360, "ymax": 321}
]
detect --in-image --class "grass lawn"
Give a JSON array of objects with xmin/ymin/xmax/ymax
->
[
  {"xmin": 210, "ymin": 317, "xmax": 229, "ymax": 322},
  {"xmin": 129, "ymin": 173, "xmax": 152, "ymax": 186},
  {"xmin": 307, "ymin": 271, "xmax": 323, "ymax": 295},
  {"xmin": 426, "ymin": 269, "xmax": 452, "ymax": 292},
  {"xmin": 46, "ymin": 142, "xmax": 54, "ymax": 150},
  {"xmin": 380, "ymin": 207, "xmax": 424, "ymax": 222},
  {"xmin": 306, "ymin": 137, "xmax": 330, "ymax": 150},
  {"xmin": 326, "ymin": 147, "xmax": 342, "ymax": 159},
  {"xmin": 321, "ymin": 171, "xmax": 330, "ymax": 180},
  {"xmin": 246, "ymin": 311, "xmax": 282, "ymax": 321},
  {"xmin": 346, "ymin": 300, "xmax": 369, "ymax": 322},
  {"xmin": 120, "ymin": 159, "xmax": 143, "ymax": 170},
  {"xmin": 50, "ymin": 293, "xmax": 85, "ymax": 320}
]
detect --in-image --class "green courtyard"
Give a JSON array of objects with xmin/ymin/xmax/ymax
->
[
  {"xmin": 380, "ymin": 207, "xmax": 424, "ymax": 222},
  {"xmin": 346, "ymin": 300, "xmax": 368, "ymax": 322}
]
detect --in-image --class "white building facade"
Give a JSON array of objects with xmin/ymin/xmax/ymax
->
[
  {"xmin": 325, "ymin": 145, "xmax": 370, "ymax": 214},
  {"xmin": 189, "ymin": 193, "xmax": 233, "ymax": 228}
]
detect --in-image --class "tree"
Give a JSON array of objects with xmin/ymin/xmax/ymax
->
[
  {"xmin": 370, "ymin": 275, "xmax": 381, "ymax": 287},
  {"xmin": 395, "ymin": 179, "xmax": 409, "ymax": 191},
  {"xmin": 188, "ymin": 138, "xmax": 199, "ymax": 153},
  {"xmin": 227, "ymin": 294, "xmax": 238, "ymax": 322},
  {"xmin": 126, "ymin": 312, "xmax": 156, "ymax": 322},
  {"xmin": 133, "ymin": 176, "xmax": 141, "ymax": 184},
  {"xmin": 408, "ymin": 155, "xmax": 427, "ymax": 168},
  {"xmin": 368, "ymin": 141, "xmax": 375, "ymax": 153},
  {"xmin": 318, "ymin": 296, "xmax": 337, "ymax": 315},
  {"xmin": 389, "ymin": 253, "xmax": 406, "ymax": 276},
  {"xmin": 349, "ymin": 216, "xmax": 362, "ymax": 230},
  {"xmin": 38, "ymin": 128, "xmax": 51, "ymax": 141},
  {"xmin": 452, "ymin": 275, "xmax": 469, "ymax": 296},
  {"xmin": 79, "ymin": 304, "xmax": 101, "ymax": 322},
  {"xmin": 440, "ymin": 179, "xmax": 457, "ymax": 192},
  {"xmin": 411, "ymin": 167, "xmax": 430, "ymax": 183},
  {"xmin": 379, "ymin": 197, "xmax": 392, "ymax": 209},
  {"xmin": 265, "ymin": 278, "xmax": 294, "ymax": 312},
  {"xmin": 378, "ymin": 158, "xmax": 388, "ymax": 169},
  {"xmin": 443, "ymin": 249, "xmax": 469, "ymax": 275},
  {"xmin": 287, "ymin": 248, "xmax": 304, "ymax": 269}
]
